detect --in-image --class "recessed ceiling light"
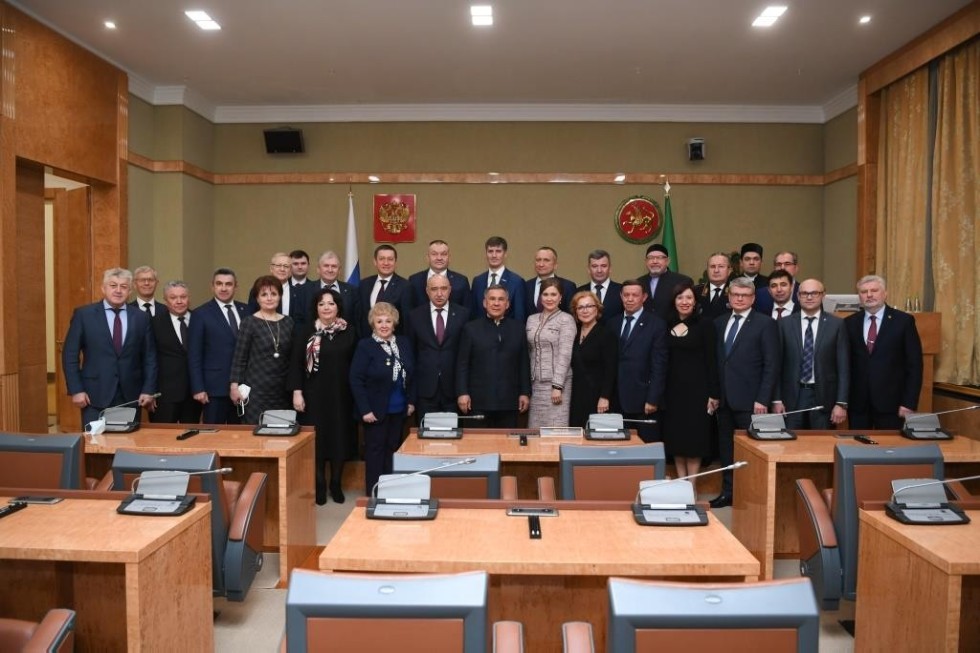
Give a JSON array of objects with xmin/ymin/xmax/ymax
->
[
  {"xmin": 859, "ymin": 15, "xmax": 872, "ymax": 25},
  {"xmin": 752, "ymin": 5, "xmax": 787, "ymax": 27},
  {"xmin": 185, "ymin": 10, "xmax": 221, "ymax": 30},
  {"xmin": 104, "ymin": 21, "xmax": 116, "ymax": 29},
  {"xmin": 197, "ymin": 20, "xmax": 221, "ymax": 30},
  {"xmin": 471, "ymin": 5, "xmax": 493, "ymax": 27}
]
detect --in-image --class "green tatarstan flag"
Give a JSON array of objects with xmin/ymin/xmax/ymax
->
[{"xmin": 662, "ymin": 193, "xmax": 678, "ymax": 272}]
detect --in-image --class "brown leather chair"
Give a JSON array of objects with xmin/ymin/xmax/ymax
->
[
  {"xmin": 0, "ymin": 609, "xmax": 75, "ymax": 653},
  {"xmin": 109, "ymin": 449, "xmax": 268, "ymax": 601},
  {"xmin": 536, "ymin": 443, "xmax": 666, "ymax": 500}
]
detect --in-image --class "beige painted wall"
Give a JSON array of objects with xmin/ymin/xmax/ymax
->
[{"xmin": 821, "ymin": 108, "xmax": 858, "ymax": 292}]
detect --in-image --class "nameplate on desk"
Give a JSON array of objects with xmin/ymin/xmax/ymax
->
[{"xmin": 539, "ymin": 427, "xmax": 583, "ymax": 438}]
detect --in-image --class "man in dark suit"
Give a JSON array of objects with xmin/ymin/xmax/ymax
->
[
  {"xmin": 130, "ymin": 265, "xmax": 166, "ymax": 317},
  {"xmin": 62, "ymin": 268, "xmax": 158, "ymax": 426},
  {"xmin": 188, "ymin": 268, "xmax": 248, "ymax": 424},
  {"xmin": 470, "ymin": 236, "xmax": 526, "ymax": 323},
  {"xmin": 524, "ymin": 246, "xmax": 577, "ymax": 315},
  {"xmin": 407, "ymin": 274, "xmax": 470, "ymax": 420},
  {"xmin": 358, "ymin": 244, "xmax": 413, "ymax": 335},
  {"xmin": 712, "ymin": 276, "xmax": 779, "ymax": 507},
  {"xmin": 773, "ymin": 278, "xmax": 849, "ymax": 429},
  {"xmin": 289, "ymin": 249, "xmax": 313, "ymax": 287},
  {"xmin": 740, "ymin": 242, "xmax": 769, "ymax": 290},
  {"xmin": 149, "ymin": 281, "xmax": 202, "ymax": 423},
  {"xmin": 247, "ymin": 252, "xmax": 309, "ymax": 329},
  {"xmin": 408, "ymin": 239, "xmax": 471, "ymax": 309},
  {"xmin": 308, "ymin": 250, "xmax": 360, "ymax": 331},
  {"xmin": 845, "ymin": 274, "xmax": 923, "ymax": 430},
  {"xmin": 456, "ymin": 285, "xmax": 530, "ymax": 428},
  {"xmin": 756, "ymin": 269, "xmax": 801, "ymax": 320},
  {"xmin": 695, "ymin": 252, "xmax": 732, "ymax": 321},
  {"xmin": 577, "ymin": 249, "xmax": 622, "ymax": 323},
  {"xmin": 755, "ymin": 251, "xmax": 801, "ymax": 314},
  {"xmin": 607, "ymin": 279, "xmax": 668, "ymax": 442},
  {"xmin": 640, "ymin": 243, "xmax": 693, "ymax": 318}
]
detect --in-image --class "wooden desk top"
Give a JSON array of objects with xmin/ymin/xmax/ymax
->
[
  {"xmin": 860, "ymin": 510, "xmax": 980, "ymax": 575},
  {"xmin": 400, "ymin": 429, "xmax": 642, "ymax": 462},
  {"xmin": 320, "ymin": 507, "xmax": 759, "ymax": 578},
  {"xmin": 735, "ymin": 431, "xmax": 980, "ymax": 464},
  {"xmin": 85, "ymin": 426, "xmax": 313, "ymax": 459},
  {"xmin": 0, "ymin": 497, "xmax": 210, "ymax": 564}
]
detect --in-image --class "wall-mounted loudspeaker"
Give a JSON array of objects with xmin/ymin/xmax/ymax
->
[
  {"xmin": 687, "ymin": 137, "xmax": 705, "ymax": 161},
  {"xmin": 264, "ymin": 128, "xmax": 304, "ymax": 154}
]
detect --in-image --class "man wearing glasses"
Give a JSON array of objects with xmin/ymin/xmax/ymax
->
[
  {"xmin": 640, "ymin": 243, "xmax": 692, "ymax": 318},
  {"xmin": 755, "ymin": 250, "xmax": 801, "ymax": 314},
  {"xmin": 711, "ymin": 276, "xmax": 778, "ymax": 508},
  {"xmin": 248, "ymin": 252, "xmax": 309, "ymax": 328},
  {"xmin": 772, "ymin": 279, "xmax": 850, "ymax": 429}
]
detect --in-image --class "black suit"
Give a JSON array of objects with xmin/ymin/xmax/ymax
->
[
  {"xmin": 844, "ymin": 306, "xmax": 923, "ymax": 429},
  {"xmin": 408, "ymin": 269, "xmax": 471, "ymax": 309},
  {"xmin": 607, "ymin": 309, "xmax": 668, "ymax": 442},
  {"xmin": 576, "ymin": 280, "xmax": 623, "ymax": 324},
  {"xmin": 754, "ymin": 282, "xmax": 800, "ymax": 315},
  {"xmin": 714, "ymin": 310, "xmax": 779, "ymax": 494},
  {"xmin": 696, "ymin": 283, "xmax": 730, "ymax": 322},
  {"xmin": 129, "ymin": 299, "xmax": 167, "ymax": 319},
  {"xmin": 641, "ymin": 270, "xmax": 694, "ymax": 318},
  {"xmin": 774, "ymin": 311, "xmax": 849, "ymax": 429},
  {"xmin": 407, "ymin": 302, "xmax": 470, "ymax": 419},
  {"xmin": 456, "ymin": 317, "xmax": 530, "ymax": 428},
  {"xmin": 748, "ymin": 274, "xmax": 770, "ymax": 290},
  {"xmin": 358, "ymin": 274, "xmax": 413, "ymax": 336},
  {"xmin": 149, "ymin": 311, "xmax": 202, "ymax": 423},
  {"xmin": 524, "ymin": 276, "xmax": 577, "ymax": 315}
]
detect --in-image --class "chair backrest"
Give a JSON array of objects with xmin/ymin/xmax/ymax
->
[
  {"xmin": 392, "ymin": 453, "xmax": 502, "ymax": 499},
  {"xmin": 110, "ymin": 449, "xmax": 230, "ymax": 593},
  {"xmin": 607, "ymin": 577, "xmax": 819, "ymax": 653},
  {"xmin": 285, "ymin": 569, "xmax": 488, "ymax": 653},
  {"xmin": 559, "ymin": 444, "xmax": 665, "ymax": 500},
  {"xmin": 0, "ymin": 433, "xmax": 85, "ymax": 490},
  {"xmin": 832, "ymin": 443, "xmax": 943, "ymax": 600}
]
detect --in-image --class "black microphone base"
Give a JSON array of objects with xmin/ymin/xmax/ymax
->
[
  {"xmin": 885, "ymin": 501, "xmax": 970, "ymax": 525},
  {"xmin": 747, "ymin": 427, "xmax": 796, "ymax": 441},
  {"xmin": 417, "ymin": 428, "xmax": 462, "ymax": 440},
  {"xmin": 366, "ymin": 498, "xmax": 439, "ymax": 520},
  {"xmin": 584, "ymin": 429, "xmax": 629, "ymax": 441},
  {"xmin": 901, "ymin": 427, "xmax": 954, "ymax": 441},
  {"xmin": 631, "ymin": 504, "xmax": 708, "ymax": 526},
  {"xmin": 103, "ymin": 422, "xmax": 140, "ymax": 434}
]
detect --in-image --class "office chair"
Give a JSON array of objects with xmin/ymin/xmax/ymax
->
[
  {"xmin": 391, "ymin": 452, "xmax": 517, "ymax": 499},
  {"xmin": 795, "ymin": 443, "xmax": 943, "ymax": 609},
  {"xmin": 283, "ymin": 569, "xmax": 524, "ymax": 653},
  {"xmin": 0, "ymin": 433, "xmax": 88, "ymax": 489},
  {"xmin": 0, "ymin": 608, "xmax": 75, "ymax": 653},
  {"xmin": 109, "ymin": 449, "xmax": 268, "ymax": 601},
  {"xmin": 543, "ymin": 443, "xmax": 666, "ymax": 500},
  {"xmin": 563, "ymin": 577, "xmax": 818, "ymax": 652}
]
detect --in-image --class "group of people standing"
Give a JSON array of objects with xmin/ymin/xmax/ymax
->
[{"xmin": 63, "ymin": 237, "xmax": 923, "ymax": 508}]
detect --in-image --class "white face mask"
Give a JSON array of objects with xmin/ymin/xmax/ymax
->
[{"xmin": 85, "ymin": 418, "xmax": 106, "ymax": 437}]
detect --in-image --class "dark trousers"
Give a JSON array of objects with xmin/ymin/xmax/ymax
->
[
  {"xmin": 364, "ymin": 413, "xmax": 406, "ymax": 494},
  {"xmin": 623, "ymin": 411, "xmax": 661, "ymax": 443},
  {"xmin": 784, "ymin": 387, "xmax": 832, "ymax": 430},
  {"xmin": 201, "ymin": 396, "xmax": 240, "ymax": 425},
  {"xmin": 717, "ymin": 405, "xmax": 752, "ymax": 494},
  {"xmin": 150, "ymin": 398, "xmax": 203, "ymax": 424},
  {"xmin": 848, "ymin": 410, "xmax": 903, "ymax": 430},
  {"xmin": 81, "ymin": 387, "xmax": 128, "ymax": 428},
  {"xmin": 481, "ymin": 410, "xmax": 519, "ymax": 429},
  {"xmin": 415, "ymin": 394, "xmax": 458, "ymax": 425}
]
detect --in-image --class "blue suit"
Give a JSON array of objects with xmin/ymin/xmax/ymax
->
[
  {"xmin": 470, "ymin": 269, "xmax": 526, "ymax": 322},
  {"xmin": 408, "ymin": 269, "xmax": 471, "ymax": 309},
  {"xmin": 357, "ymin": 274, "xmax": 413, "ymax": 336},
  {"xmin": 187, "ymin": 298, "xmax": 248, "ymax": 423},
  {"xmin": 524, "ymin": 276, "xmax": 577, "ymax": 315},
  {"xmin": 62, "ymin": 301, "xmax": 158, "ymax": 424},
  {"xmin": 754, "ymin": 281, "xmax": 800, "ymax": 316},
  {"xmin": 607, "ymin": 308, "xmax": 668, "ymax": 442}
]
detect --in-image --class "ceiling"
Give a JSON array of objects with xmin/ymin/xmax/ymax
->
[{"xmin": 10, "ymin": 0, "xmax": 973, "ymax": 122}]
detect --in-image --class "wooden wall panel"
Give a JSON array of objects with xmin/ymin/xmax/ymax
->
[{"xmin": 15, "ymin": 161, "xmax": 46, "ymax": 432}]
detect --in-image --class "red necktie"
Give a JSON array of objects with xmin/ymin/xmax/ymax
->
[
  {"xmin": 776, "ymin": 307, "xmax": 785, "ymax": 320},
  {"xmin": 867, "ymin": 315, "xmax": 877, "ymax": 353},
  {"xmin": 435, "ymin": 308, "xmax": 445, "ymax": 345},
  {"xmin": 111, "ymin": 308, "xmax": 123, "ymax": 354}
]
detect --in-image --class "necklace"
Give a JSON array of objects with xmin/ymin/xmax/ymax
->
[{"xmin": 263, "ymin": 316, "xmax": 281, "ymax": 358}]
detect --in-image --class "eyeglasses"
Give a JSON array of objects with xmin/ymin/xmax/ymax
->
[
  {"xmin": 576, "ymin": 304, "xmax": 598, "ymax": 311},
  {"xmin": 271, "ymin": 264, "xmax": 291, "ymax": 270},
  {"xmin": 729, "ymin": 292, "xmax": 755, "ymax": 299},
  {"xmin": 799, "ymin": 291, "xmax": 824, "ymax": 298},
  {"xmin": 646, "ymin": 254, "xmax": 668, "ymax": 261}
]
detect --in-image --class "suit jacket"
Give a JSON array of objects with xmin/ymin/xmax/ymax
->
[
  {"xmin": 62, "ymin": 302, "xmax": 158, "ymax": 408},
  {"xmin": 406, "ymin": 303, "xmax": 470, "ymax": 400},
  {"xmin": 754, "ymin": 282, "xmax": 800, "ymax": 316},
  {"xmin": 695, "ymin": 282, "xmax": 731, "ymax": 322},
  {"xmin": 187, "ymin": 298, "xmax": 248, "ymax": 397},
  {"xmin": 305, "ymin": 280, "xmax": 360, "ymax": 330},
  {"xmin": 470, "ymin": 269, "xmax": 527, "ymax": 323},
  {"xmin": 641, "ymin": 270, "xmax": 694, "ymax": 318},
  {"xmin": 357, "ymin": 274, "xmax": 413, "ymax": 335},
  {"xmin": 349, "ymin": 335, "xmax": 416, "ymax": 420},
  {"xmin": 247, "ymin": 282, "xmax": 309, "ymax": 329},
  {"xmin": 714, "ymin": 310, "xmax": 779, "ymax": 411},
  {"xmin": 607, "ymin": 309, "xmax": 668, "ymax": 412},
  {"xmin": 151, "ymin": 310, "xmax": 193, "ymax": 402},
  {"xmin": 749, "ymin": 274, "xmax": 770, "ymax": 290},
  {"xmin": 845, "ymin": 306, "xmax": 923, "ymax": 413},
  {"xmin": 408, "ymin": 269, "xmax": 471, "ymax": 309},
  {"xmin": 576, "ymin": 280, "xmax": 624, "ymax": 323},
  {"xmin": 128, "ymin": 299, "xmax": 167, "ymax": 318},
  {"xmin": 524, "ymin": 276, "xmax": 577, "ymax": 315},
  {"xmin": 775, "ymin": 311, "xmax": 849, "ymax": 411},
  {"xmin": 456, "ymin": 317, "xmax": 531, "ymax": 411}
]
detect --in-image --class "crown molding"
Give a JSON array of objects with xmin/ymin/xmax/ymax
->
[{"xmin": 822, "ymin": 85, "xmax": 859, "ymax": 121}]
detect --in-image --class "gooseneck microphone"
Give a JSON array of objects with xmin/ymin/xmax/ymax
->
[
  {"xmin": 370, "ymin": 457, "xmax": 478, "ymax": 501},
  {"xmin": 889, "ymin": 472, "xmax": 980, "ymax": 505},
  {"xmin": 634, "ymin": 461, "xmax": 748, "ymax": 506}
]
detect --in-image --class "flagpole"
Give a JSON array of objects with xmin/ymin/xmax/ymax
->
[{"xmin": 662, "ymin": 177, "xmax": 679, "ymax": 273}]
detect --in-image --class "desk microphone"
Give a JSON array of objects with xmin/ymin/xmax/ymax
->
[
  {"xmin": 885, "ymin": 472, "xmax": 980, "ymax": 525},
  {"xmin": 622, "ymin": 418, "xmax": 657, "ymax": 424},
  {"xmin": 779, "ymin": 405, "xmax": 825, "ymax": 416},
  {"xmin": 367, "ymin": 457, "xmax": 477, "ymax": 521},
  {"xmin": 370, "ymin": 457, "xmax": 478, "ymax": 501},
  {"xmin": 902, "ymin": 405, "xmax": 978, "ymax": 440},
  {"xmin": 100, "ymin": 392, "xmax": 162, "ymax": 416},
  {"xmin": 905, "ymin": 405, "xmax": 979, "ymax": 424},
  {"xmin": 633, "ymin": 461, "xmax": 748, "ymax": 506},
  {"xmin": 888, "ymin": 472, "xmax": 980, "ymax": 505},
  {"xmin": 457, "ymin": 414, "xmax": 485, "ymax": 420},
  {"xmin": 132, "ymin": 466, "xmax": 233, "ymax": 496}
]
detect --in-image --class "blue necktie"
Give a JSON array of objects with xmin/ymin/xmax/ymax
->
[
  {"xmin": 724, "ymin": 314, "xmax": 742, "ymax": 356},
  {"xmin": 800, "ymin": 317, "xmax": 815, "ymax": 383},
  {"xmin": 621, "ymin": 315, "xmax": 634, "ymax": 346}
]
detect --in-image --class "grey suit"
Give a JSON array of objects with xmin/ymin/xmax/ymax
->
[{"xmin": 775, "ymin": 311, "xmax": 849, "ymax": 429}]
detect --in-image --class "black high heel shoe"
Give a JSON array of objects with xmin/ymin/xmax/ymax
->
[{"xmin": 330, "ymin": 484, "xmax": 345, "ymax": 504}]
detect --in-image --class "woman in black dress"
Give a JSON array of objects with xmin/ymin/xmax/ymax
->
[
  {"xmin": 661, "ymin": 281, "xmax": 720, "ymax": 489},
  {"xmin": 230, "ymin": 275, "xmax": 294, "ymax": 424},
  {"xmin": 568, "ymin": 290, "xmax": 617, "ymax": 428},
  {"xmin": 289, "ymin": 287, "xmax": 356, "ymax": 505}
]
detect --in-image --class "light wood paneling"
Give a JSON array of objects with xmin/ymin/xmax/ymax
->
[{"xmin": 15, "ymin": 161, "xmax": 46, "ymax": 432}]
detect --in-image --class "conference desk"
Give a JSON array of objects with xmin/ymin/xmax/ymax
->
[
  {"xmin": 732, "ymin": 431, "xmax": 980, "ymax": 579},
  {"xmin": 319, "ymin": 500, "xmax": 759, "ymax": 652},
  {"xmin": 399, "ymin": 428, "xmax": 642, "ymax": 497},
  {"xmin": 84, "ymin": 425, "xmax": 316, "ymax": 585},
  {"xmin": 855, "ymin": 509, "xmax": 980, "ymax": 652},
  {"xmin": 0, "ymin": 496, "xmax": 213, "ymax": 652}
]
